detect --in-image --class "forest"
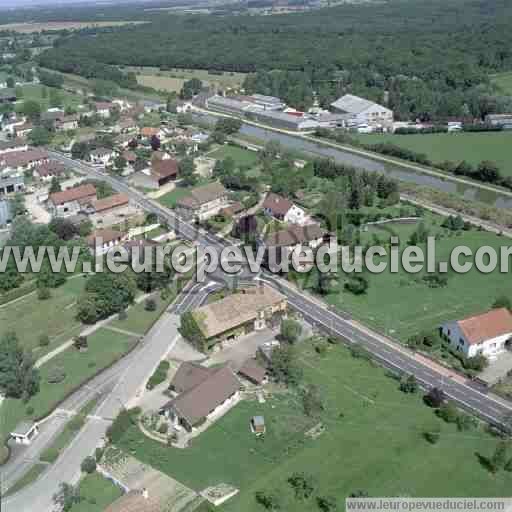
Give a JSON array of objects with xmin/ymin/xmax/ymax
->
[{"xmin": 37, "ymin": 0, "xmax": 512, "ymax": 119}]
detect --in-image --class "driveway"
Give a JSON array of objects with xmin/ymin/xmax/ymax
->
[{"xmin": 206, "ymin": 328, "xmax": 277, "ymax": 370}]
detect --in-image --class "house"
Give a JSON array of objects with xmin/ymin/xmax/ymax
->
[
  {"xmin": 163, "ymin": 363, "xmax": 241, "ymax": 432},
  {"xmin": 91, "ymin": 193, "xmax": 130, "ymax": 215},
  {"xmin": 48, "ymin": 183, "xmax": 97, "ymax": 217},
  {"xmin": 94, "ymin": 102, "xmax": 114, "ymax": 118},
  {"xmin": 262, "ymin": 192, "xmax": 308, "ymax": 225},
  {"xmin": 251, "ymin": 416, "xmax": 266, "ymax": 436},
  {"xmin": 0, "ymin": 173, "xmax": 25, "ymax": 195},
  {"xmin": 175, "ymin": 182, "xmax": 229, "ymax": 222},
  {"xmin": 219, "ymin": 201, "xmax": 244, "ymax": 218},
  {"xmin": 14, "ymin": 122, "xmax": 33, "ymax": 138},
  {"xmin": 1, "ymin": 148, "xmax": 49, "ymax": 172},
  {"xmin": 250, "ymin": 94, "xmax": 286, "ymax": 111},
  {"xmin": 189, "ymin": 285, "xmax": 287, "ymax": 347},
  {"xmin": 10, "ymin": 421, "xmax": 39, "ymax": 445},
  {"xmin": 56, "ymin": 114, "xmax": 79, "ymax": 131},
  {"xmin": 485, "ymin": 114, "xmax": 512, "ymax": 130},
  {"xmin": 33, "ymin": 161, "xmax": 67, "ymax": 181},
  {"xmin": 264, "ymin": 223, "xmax": 330, "ymax": 252},
  {"xmin": 330, "ymin": 94, "xmax": 393, "ymax": 127},
  {"xmin": 440, "ymin": 308, "xmax": 512, "ymax": 359},
  {"xmin": 89, "ymin": 147, "xmax": 115, "ymax": 166},
  {"xmin": 41, "ymin": 109, "xmax": 65, "ymax": 127},
  {"xmin": 238, "ymin": 358, "xmax": 268, "ymax": 385},
  {"xmin": 87, "ymin": 228, "xmax": 127, "ymax": 256},
  {"xmin": 0, "ymin": 138, "xmax": 28, "ymax": 155},
  {"xmin": 150, "ymin": 159, "xmax": 178, "ymax": 187},
  {"xmin": 88, "ymin": 193, "xmax": 141, "ymax": 228}
]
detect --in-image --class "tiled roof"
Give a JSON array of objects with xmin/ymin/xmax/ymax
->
[
  {"xmin": 262, "ymin": 192, "xmax": 293, "ymax": 217},
  {"xmin": 176, "ymin": 182, "xmax": 227, "ymax": 209},
  {"xmin": 49, "ymin": 184, "xmax": 96, "ymax": 206},
  {"xmin": 151, "ymin": 159, "xmax": 178, "ymax": 179},
  {"xmin": 2, "ymin": 148, "xmax": 48, "ymax": 167},
  {"xmin": 33, "ymin": 160, "xmax": 66, "ymax": 177},
  {"xmin": 264, "ymin": 224, "xmax": 326, "ymax": 248},
  {"xmin": 457, "ymin": 308, "xmax": 512, "ymax": 346},
  {"xmin": 87, "ymin": 228, "xmax": 126, "ymax": 246},
  {"xmin": 92, "ymin": 193, "xmax": 129, "ymax": 213}
]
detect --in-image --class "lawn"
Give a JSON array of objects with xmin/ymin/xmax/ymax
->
[
  {"xmin": 1, "ymin": 328, "xmax": 138, "ymax": 445},
  {"xmin": 355, "ymin": 132, "xmax": 512, "ymax": 176},
  {"xmin": 157, "ymin": 186, "xmax": 193, "ymax": 209},
  {"xmin": 490, "ymin": 71, "xmax": 512, "ymax": 95},
  {"xmin": 16, "ymin": 84, "xmax": 83, "ymax": 111},
  {"xmin": 136, "ymin": 74, "xmax": 186, "ymax": 93},
  {"xmin": 306, "ymin": 218, "xmax": 512, "ymax": 343},
  {"xmin": 209, "ymin": 145, "xmax": 260, "ymax": 167},
  {"xmin": 116, "ymin": 343, "xmax": 512, "ymax": 511},
  {"xmin": 0, "ymin": 276, "xmax": 86, "ymax": 355},
  {"xmin": 73, "ymin": 472, "xmax": 123, "ymax": 512}
]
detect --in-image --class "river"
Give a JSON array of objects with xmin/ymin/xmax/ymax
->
[{"xmin": 194, "ymin": 113, "xmax": 512, "ymax": 209}]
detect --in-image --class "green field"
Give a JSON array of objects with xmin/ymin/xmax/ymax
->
[
  {"xmin": 312, "ymin": 218, "xmax": 512, "ymax": 343},
  {"xmin": 355, "ymin": 132, "xmax": 512, "ymax": 176},
  {"xmin": 0, "ymin": 276, "xmax": 85, "ymax": 355},
  {"xmin": 490, "ymin": 71, "xmax": 512, "ymax": 95},
  {"xmin": 73, "ymin": 473, "xmax": 123, "ymax": 512},
  {"xmin": 1, "ymin": 328, "xmax": 137, "ymax": 445},
  {"xmin": 157, "ymin": 186, "xmax": 193, "ymax": 209},
  {"xmin": 117, "ymin": 342, "xmax": 512, "ymax": 510},
  {"xmin": 16, "ymin": 84, "xmax": 83, "ymax": 112},
  {"xmin": 210, "ymin": 145, "xmax": 260, "ymax": 167}
]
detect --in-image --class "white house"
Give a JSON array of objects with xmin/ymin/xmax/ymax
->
[
  {"xmin": 441, "ymin": 308, "xmax": 512, "ymax": 359},
  {"xmin": 262, "ymin": 192, "xmax": 308, "ymax": 225},
  {"xmin": 89, "ymin": 147, "xmax": 115, "ymax": 166},
  {"xmin": 175, "ymin": 182, "xmax": 229, "ymax": 222},
  {"xmin": 11, "ymin": 421, "xmax": 39, "ymax": 445},
  {"xmin": 331, "ymin": 94, "xmax": 393, "ymax": 128},
  {"xmin": 87, "ymin": 228, "xmax": 128, "ymax": 256}
]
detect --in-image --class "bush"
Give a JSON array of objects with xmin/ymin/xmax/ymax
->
[
  {"xmin": 344, "ymin": 276, "xmax": 368, "ymax": 295},
  {"xmin": 437, "ymin": 401, "xmax": 459, "ymax": 423},
  {"xmin": 26, "ymin": 406, "xmax": 35, "ymax": 415},
  {"xmin": 456, "ymin": 413, "xmax": 477, "ymax": 431},
  {"xmin": 399, "ymin": 374, "xmax": 418, "ymax": 393},
  {"xmin": 145, "ymin": 298, "xmax": 157, "ymax": 311},
  {"xmin": 158, "ymin": 423, "xmax": 169, "ymax": 434},
  {"xmin": 424, "ymin": 387, "xmax": 446, "ymax": 408},
  {"xmin": 73, "ymin": 336, "xmax": 88, "ymax": 351},
  {"xmin": 39, "ymin": 334, "xmax": 50, "ymax": 347},
  {"xmin": 118, "ymin": 309, "xmax": 128, "ymax": 321},
  {"xmin": 106, "ymin": 407, "xmax": 141, "ymax": 444},
  {"xmin": 47, "ymin": 366, "xmax": 67, "ymax": 384},
  {"xmin": 80, "ymin": 456, "xmax": 97, "ymax": 474},
  {"xmin": 37, "ymin": 287, "xmax": 51, "ymax": 300},
  {"xmin": 424, "ymin": 424, "xmax": 441, "ymax": 444},
  {"xmin": 280, "ymin": 319, "xmax": 302, "ymax": 344}
]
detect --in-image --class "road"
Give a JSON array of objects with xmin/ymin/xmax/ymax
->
[
  {"xmin": 2, "ymin": 279, "xmax": 213, "ymax": 512},
  {"xmin": 5, "ymin": 152, "xmax": 512, "ymax": 510}
]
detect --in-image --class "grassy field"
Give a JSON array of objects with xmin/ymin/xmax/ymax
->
[
  {"xmin": 0, "ymin": 21, "xmax": 147, "ymax": 33},
  {"xmin": 16, "ymin": 84, "xmax": 83, "ymax": 111},
  {"xmin": 302, "ymin": 217, "xmax": 512, "ymax": 342},
  {"xmin": 126, "ymin": 66, "xmax": 246, "ymax": 91},
  {"xmin": 157, "ymin": 186, "xmax": 194, "ymax": 209},
  {"xmin": 490, "ymin": 71, "xmax": 512, "ymax": 95},
  {"xmin": 209, "ymin": 145, "xmax": 260, "ymax": 167},
  {"xmin": 0, "ymin": 276, "xmax": 85, "ymax": 355},
  {"xmin": 73, "ymin": 472, "xmax": 123, "ymax": 512},
  {"xmin": 355, "ymin": 132, "xmax": 512, "ymax": 176},
  {"xmin": 117, "ymin": 342, "xmax": 512, "ymax": 510},
  {"xmin": 1, "ymin": 328, "xmax": 138, "ymax": 445}
]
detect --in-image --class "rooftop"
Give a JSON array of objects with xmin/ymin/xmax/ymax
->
[
  {"xmin": 264, "ymin": 223, "xmax": 327, "ymax": 248},
  {"xmin": 262, "ymin": 192, "xmax": 294, "ymax": 216},
  {"xmin": 92, "ymin": 193, "xmax": 130, "ymax": 213},
  {"xmin": 49, "ymin": 183, "xmax": 96, "ymax": 206},
  {"xmin": 176, "ymin": 182, "xmax": 227, "ymax": 209},
  {"xmin": 331, "ymin": 94, "xmax": 388, "ymax": 114},
  {"xmin": 455, "ymin": 308, "xmax": 512, "ymax": 346},
  {"xmin": 192, "ymin": 285, "xmax": 286, "ymax": 339}
]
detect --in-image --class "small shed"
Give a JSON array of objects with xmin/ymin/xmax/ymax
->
[
  {"xmin": 11, "ymin": 421, "xmax": 39, "ymax": 445},
  {"xmin": 251, "ymin": 416, "xmax": 266, "ymax": 436}
]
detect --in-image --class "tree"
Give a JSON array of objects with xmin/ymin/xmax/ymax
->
[
  {"xmin": 344, "ymin": 276, "xmax": 368, "ymax": 295},
  {"xmin": 0, "ymin": 331, "xmax": 40, "ymax": 400},
  {"xmin": 145, "ymin": 298, "xmax": 157, "ymax": 311},
  {"xmin": 6, "ymin": 76, "xmax": 14, "ymax": 88},
  {"xmin": 268, "ymin": 345, "xmax": 303, "ymax": 386},
  {"xmin": 81, "ymin": 456, "xmax": 97, "ymax": 474},
  {"xmin": 37, "ymin": 286, "xmax": 51, "ymax": 300},
  {"xmin": 150, "ymin": 135, "xmax": 161, "ymax": 151},
  {"xmin": 288, "ymin": 472, "xmax": 315, "ymax": 500},
  {"xmin": 280, "ymin": 318, "xmax": 302, "ymax": 344},
  {"xmin": 49, "ymin": 217, "xmax": 78, "ymax": 241},
  {"xmin": 73, "ymin": 336, "xmax": 88, "ymax": 351},
  {"xmin": 489, "ymin": 441, "xmax": 509, "ymax": 473},
  {"xmin": 49, "ymin": 176, "xmax": 62, "ymax": 194},
  {"xmin": 255, "ymin": 490, "xmax": 281, "ymax": 510},
  {"xmin": 53, "ymin": 482, "xmax": 81, "ymax": 512},
  {"xmin": 399, "ymin": 374, "xmax": 418, "ymax": 394},
  {"xmin": 302, "ymin": 384, "xmax": 324, "ymax": 417},
  {"xmin": 178, "ymin": 157, "xmax": 197, "ymax": 186},
  {"xmin": 21, "ymin": 100, "xmax": 42, "ymax": 122},
  {"xmin": 28, "ymin": 126, "xmax": 52, "ymax": 146},
  {"xmin": 113, "ymin": 155, "xmax": 127, "ymax": 174},
  {"xmin": 215, "ymin": 117, "xmax": 242, "ymax": 136},
  {"xmin": 423, "ymin": 387, "xmax": 446, "ymax": 408},
  {"xmin": 180, "ymin": 78, "xmax": 202, "ymax": 99},
  {"xmin": 317, "ymin": 496, "xmax": 337, "ymax": 512},
  {"xmin": 437, "ymin": 401, "xmax": 459, "ymax": 423},
  {"xmin": 39, "ymin": 334, "xmax": 50, "ymax": 347},
  {"xmin": 493, "ymin": 296, "xmax": 511, "ymax": 310},
  {"xmin": 180, "ymin": 311, "xmax": 207, "ymax": 352},
  {"xmin": 106, "ymin": 407, "xmax": 140, "ymax": 443}
]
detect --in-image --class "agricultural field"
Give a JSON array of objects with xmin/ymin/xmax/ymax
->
[
  {"xmin": 125, "ymin": 66, "xmax": 246, "ymax": 92},
  {"xmin": 0, "ymin": 21, "xmax": 147, "ymax": 33},
  {"xmin": 490, "ymin": 71, "xmax": 512, "ymax": 95},
  {"xmin": 355, "ymin": 132, "xmax": 512, "ymax": 176},
  {"xmin": 304, "ymin": 216, "xmax": 512, "ymax": 343},
  {"xmin": 116, "ymin": 342, "xmax": 512, "ymax": 511},
  {"xmin": 0, "ymin": 276, "xmax": 85, "ymax": 355}
]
